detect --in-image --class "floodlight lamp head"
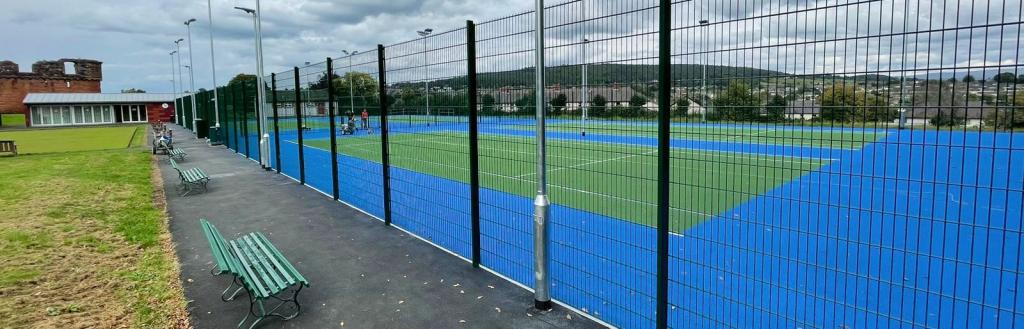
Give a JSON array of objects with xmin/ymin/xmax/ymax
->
[
  {"xmin": 175, "ymin": 38, "xmax": 184, "ymax": 43},
  {"xmin": 699, "ymin": 20, "xmax": 709, "ymax": 25},
  {"xmin": 185, "ymin": 18, "xmax": 196, "ymax": 25},
  {"xmin": 234, "ymin": 6, "xmax": 256, "ymax": 14}
]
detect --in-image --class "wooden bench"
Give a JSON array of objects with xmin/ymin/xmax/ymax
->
[
  {"xmin": 200, "ymin": 219, "xmax": 309, "ymax": 329},
  {"xmin": 0, "ymin": 140, "xmax": 16, "ymax": 156},
  {"xmin": 169, "ymin": 158, "xmax": 209, "ymax": 196}
]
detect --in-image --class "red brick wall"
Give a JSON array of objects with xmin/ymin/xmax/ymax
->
[
  {"xmin": 146, "ymin": 102, "xmax": 175, "ymax": 123},
  {"xmin": 0, "ymin": 78, "xmax": 101, "ymax": 114}
]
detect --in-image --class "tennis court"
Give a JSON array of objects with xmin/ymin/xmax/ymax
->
[{"xmin": 252, "ymin": 115, "xmax": 1024, "ymax": 328}]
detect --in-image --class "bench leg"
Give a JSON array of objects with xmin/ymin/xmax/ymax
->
[
  {"xmin": 221, "ymin": 276, "xmax": 246, "ymax": 302},
  {"xmin": 238, "ymin": 285, "xmax": 303, "ymax": 329}
]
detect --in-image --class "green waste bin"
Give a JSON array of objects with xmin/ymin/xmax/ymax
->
[{"xmin": 195, "ymin": 119, "xmax": 209, "ymax": 139}]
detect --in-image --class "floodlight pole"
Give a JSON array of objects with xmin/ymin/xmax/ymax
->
[
  {"xmin": 343, "ymin": 50, "xmax": 358, "ymax": 115},
  {"xmin": 169, "ymin": 51, "xmax": 178, "ymax": 124},
  {"xmin": 532, "ymin": 0, "xmax": 552, "ymax": 311},
  {"xmin": 236, "ymin": 4, "xmax": 270, "ymax": 168},
  {"xmin": 580, "ymin": 0, "xmax": 587, "ymax": 137},
  {"xmin": 185, "ymin": 18, "xmax": 199, "ymax": 134},
  {"xmin": 581, "ymin": 38, "xmax": 588, "ymax": 137},
  {"xmin": 700, "ymin": 19, "xmax": 709, "ymax": 123},
  {"xmin": 174, "ymin": 39, "xmax": 186, "ymax": 126},
  {"xmin": 417, "ymin": 29, "xmax": 433, "ymax": 122},
  {"xmin": 206, "ymin": 0, "xmax": 221, "ymax": 128}
]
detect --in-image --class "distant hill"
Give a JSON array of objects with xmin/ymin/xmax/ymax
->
[{"xmin": 394, "ymin": 64, "xmax": 792, "ymax": 89}]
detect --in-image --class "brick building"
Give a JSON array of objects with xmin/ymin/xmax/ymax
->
[{"xmin": 0, "ymin": 59, "xmax": 103, "ymax": 116}]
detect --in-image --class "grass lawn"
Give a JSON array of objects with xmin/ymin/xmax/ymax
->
[
  {"xmin": 0, "ymin": 125, "xmax": 143, "ymax": 154},
  {"xmin": 308, "ymin": 131, "xmax": 826, "ymax": 231},
  {"xmin": 1, "ymin": 114, "xmax": 26, "ymax": 127},
  {"xmin": 0, "ymin": 140, "xmax": 187, "ymax": 327},
  {"xmin": 503, "ymin": 122, "xmax": 886, "ymax": 149}
]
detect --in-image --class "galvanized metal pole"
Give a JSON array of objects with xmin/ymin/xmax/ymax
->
[
  {"xmin": 206, "ymin": 0, "xmax": 221, "ymax": 128},
  {"xmin": 580, "ymin": 0, "xmax": 587, "ymax": 137},
  {"xmin": 254, "ymin": 1, "xmax": 270, "ymax": 168},
  {"xmin": 169, "ymin": 52, "xmax": 178, "ymax": 125},
  {"xmin": 175, "ymin": 40, "xmax": 185, "ymax": 125},
  {"xmin": 532, "ymin": 0, "xmax": 551, "ymax": 311},
  {"xmin": 186, "ymin": 20, "xmax": 199, "ymax": 134}
]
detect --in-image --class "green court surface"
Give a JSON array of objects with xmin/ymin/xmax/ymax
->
[
  {"xmin": 0, "ymin": 125, "xmax": 144, "ymax": 154},
  {"xmin": 306, "ymin": 131, "xmax": 826, "ymax": 231},
  {"xmin": 506, "ymin": 122, "xmax": 885, "ymax": 149}
]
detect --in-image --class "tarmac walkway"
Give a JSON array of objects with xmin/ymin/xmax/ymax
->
[{"xmin": 158, "ymin": 124, "xmax": 601, "ymax": 328}]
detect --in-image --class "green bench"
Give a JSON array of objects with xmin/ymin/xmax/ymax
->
[
  {"xmin": 200, "ymin": 219, "xmax": 309, "ymax": 329},
  {"xmin": 169, "ymin": 158, "xmax": 210, "ymax": 196},
  {"xmin": 167, "ymin": 148, "xmax": 187, "ymax": 162}
]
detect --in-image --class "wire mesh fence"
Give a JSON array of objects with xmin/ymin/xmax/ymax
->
[{"xmin": 176, "ymin": 0, "xmax": 1023, "ymax": 327}]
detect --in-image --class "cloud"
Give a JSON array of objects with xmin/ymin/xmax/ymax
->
[{"xmin": 0, "ymin": 0, "xmax": 1019, "ymax": 94}]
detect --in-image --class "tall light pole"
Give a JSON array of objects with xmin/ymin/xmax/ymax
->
[
  {"xmin": 580, "ymin": 0, "xmax": 588, "ymax": 137},
  {"xmin": 174, "ymin": 39, "xmax": 185, "ymax": 126},
  {"xmin": 206, "ymin": 0, "xmax": 221, "ymax": 129},
  {"xmin": 417, "ymin": 28, "xmax": 433, "ymax": 122},
  {"xmin": 342, "ymin": 50, "xmax": 359, "ymax": 116},
  {"xmin": 581, "ymin": 38, "xmax": 589, "ymax": 137},
  {"xmin": 699, "ymin": 19, "xmax": 709, "ymax": 123},
  {"xmin": 235, "ymin": 5, "xmax": 270, "ymax": 168},
  {"xmin": 169, "ymin": 51, "xmax": 179, "ymax": 125},
  {"xmin": 185, "ymin": 18, "xmax": 199, "ymax": 134},
  {"xmin": 532, "ymin": 0, "xmax": 551, "ymax": 311}
]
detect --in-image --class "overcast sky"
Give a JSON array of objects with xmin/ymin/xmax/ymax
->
[
  {"xmin": 0, "ymin": 0, "xmax": 534, "ymax": 93},
  {"xmin": 1, "ymin": 0, "xmax": 1019, "ymax": 94}
]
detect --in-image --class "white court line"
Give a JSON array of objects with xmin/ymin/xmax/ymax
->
[{"xmin": 513, "ymin": 149, "xmax": 660, "ymax": 179}]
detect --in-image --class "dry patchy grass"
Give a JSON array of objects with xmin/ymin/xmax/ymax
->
[{"xmin": 0, "ymin": 147, "xmax": 188, "ymax": 328}]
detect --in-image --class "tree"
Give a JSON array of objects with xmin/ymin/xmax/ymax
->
[
  {"xmin": 590, "ymin": 94, "xmax": 608, "ymax": 117},
  {"xmin": 628, "ymin": 94, "xmax": 648, "ymax": 118},
  {"xmin": 765, "ymin": 94, "xmax": 787, "ymax": 122},
  {"xmin": 985, "ymin": 93, "xmax": 1024, "ymax": 129},
  {"xmin": 481, "ymin": 94, "xmax": 496, "ymax": 115},
  {"xmin": 993, "ymin": 72, "xmax": 1017, "ymax": 83},
  {"xmin": 673, "ymin": 98, "xmax": 690, "ymax": 117},
  {"xmin": 713, "ymin": 81, "xmax": 760, "ymax": 121},
  {"xmin": 229, "ymin": 73, "xmax": 256, "ymax": 86},
  {"xmin": 331, "ymin": 72, "xmax": 380, "ymax": 110},
  {"xmin": 929, "ymin": 109, "xmax": 965, "ymax": 127},
  {"xmin": 962, "ymin": 74, "xmax": 976, "ymax": 83},
  {"xmin": 820, "ymin": 83, "xmax": 890, "ymax": 122},
  {"xmin": 549, "ymin": 93, "xmax": 567, "ymax": 116},
  {"xmin": 120, "ymin": 88, "xmax": 146, "ymax": 93},
  {"xmin": 514, "ymin": 93, "xmax": 537, "ymax": 116}
]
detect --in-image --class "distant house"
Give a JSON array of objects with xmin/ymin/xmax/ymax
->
[
  {"xmin": 480, "ymin": 85, "xmax": 657, "ymax": 113},
  {"xmin": 784, "ymin": 99, "xmax": 820, "ymax": 120},
  {"xmin": 899, "ymin": 101, "xmax": 989, "ymax": 127}
]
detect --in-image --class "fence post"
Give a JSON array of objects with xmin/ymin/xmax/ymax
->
[
  {"xmin": 377, "ymin": 44, "xmax": 393, "ymax": 226},
  {"xmin": 327, "ymin": 58, "xmax": 340, "ymax": 200},
  {"xmin": 466, "ymin": 20, "xmax": 482, "ymax": 268},
  {"xmin": 656, "ymin": 0, "xmax": 671, "ymax": 328},
  {"xmin": 272, "ymin": 73, "xmax": 281, "ymax": 173},
  {"xmin": 242, "ymin": 81, "xmax": 251, "ymax": 157},
  {"xmin": 294, "ymin": 67, "xmax": 306, "ymax": 184},
  {"xmin": 231, "ymin": 84, "xmax": 240, "ymax": 153}
]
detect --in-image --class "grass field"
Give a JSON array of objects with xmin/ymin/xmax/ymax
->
[
  {"xmin": 0, "ymin": 143, "xmax": 187, "ymax": 327},
  {"xmin": 504, "ymin": 122, "xmax": 886, "ymax": 149},
  {"xmin": 1, "ymin": 114, "xmax": 26, "ymax": 127},
  {"xmin": 0, "ymin": 126, "xmax": 143, "ymax": 154},
  {"xmin": 307, "ymin": 131, "xmax": 826, "ymax": 231}
]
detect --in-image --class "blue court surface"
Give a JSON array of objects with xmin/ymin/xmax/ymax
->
[{"xmin": 230, "ymin": 115, "xmax": 1022, "ymax": 329}]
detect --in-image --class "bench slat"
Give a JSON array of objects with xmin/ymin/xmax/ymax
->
[
  {"xmin": 254, "ymin": 232, "xmax": 309, "ymax": 286},
  {"xmin": 200, "ymin": 219, "xmax": 232, "ymax": 274},
  {"xmin": 229, "ymin": 240, "xmax": 272, "ymax": 298},
  {"xmin": 234, "ymin": 239, "xmax": 282, "ymax": 298},
  {"xmin": 241, "ymin": 235, "xmax": 288, "ymax": 293},
  {"xmin": 249, "ymin": 234, "xmax": 297, "ymax": 286}
]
